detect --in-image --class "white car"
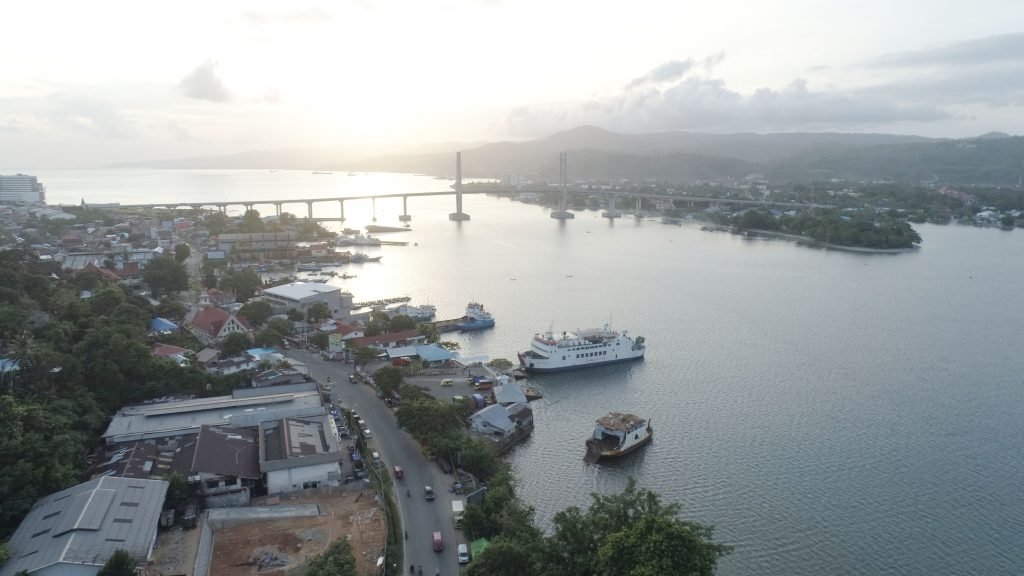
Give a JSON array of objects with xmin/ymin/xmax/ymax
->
[
  {"xmin": 362, "ymin": 429, "xmax": 373, "ymax": 438},
  {"xmin": 457, "ymin": 543, "xmax": 470, "ymax": 564}
]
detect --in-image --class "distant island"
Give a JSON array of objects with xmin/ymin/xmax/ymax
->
[{"xmin": 722, "ymin": 210, "xmax": 922, "ymax": 250}]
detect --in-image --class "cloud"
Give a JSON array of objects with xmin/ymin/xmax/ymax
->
[
  {"xmin": 866, "ymin": 32, "xmax": 1024, "ymax": 68},
  {"xmin": 178, "ymin": 61, "xmax": 232, "ymax": 103},
  {"xmin": 507, "ymin": 56, "xmax": 948, "ymax": 137},
  {"xmin": 0, "ymin": 119, "xmax": 21, "ymax": 134},
  {"xmin": 241, "ymin": 9, "xmax": 333, "ymax": 25},
  {"xmin": 42, "ymin": 94, "xmax": 135, "ymax": 138}
]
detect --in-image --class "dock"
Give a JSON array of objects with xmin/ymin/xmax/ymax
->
[{"xmin": 351, "ymin": 296, "xmax": 411, "ymax": 309}]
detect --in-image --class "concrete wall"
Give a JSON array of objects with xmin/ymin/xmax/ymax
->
[{"xmin": 266, "ymin": 462, "xmax": 340, "ymax": 494}]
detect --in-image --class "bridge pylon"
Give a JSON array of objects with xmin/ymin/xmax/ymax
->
[
  {"xmin": 551, "ymin": 151, "xmax": 574, "ymax": 219},
  {"xmin": 449, "ymin": 151, "xmax": 471, "ymax": 221}
]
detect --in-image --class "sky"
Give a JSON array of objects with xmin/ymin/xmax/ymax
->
[{"xmin": 2, "ymin": 0, "xmax": 1024, "ymax": 167}]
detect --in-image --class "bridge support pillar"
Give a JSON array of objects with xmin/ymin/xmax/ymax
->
[
  {"xmin": 274, "ymin": 203, "xmax": 282, "ymax": 216},
  {"xmin": 399, "ymin": 196, "xmax": 412, "ymax": 224},
  {"xmin": 243, "ymin": 203, "xmax": 254, "ymax": 213},
  {"xmin": 372, "ymin": 197, "xmax": 377, "ymax": 222},
  {"xmin": 635, "ymin": 197, "xmax": 643, "ymax": 219},
  {"xmin": 602, "ymin": 194, "xmax": 621, "ymax": 219},
  {"xmin": 449, "ymin": 151, "xmax": 471, "ymax": 221},
  {"xmin": 306, "ymin": 201, "xmax": 314, "ymax": 220},
  {"xmin": 550, "ymin": 151, "xmax": 574, "ymax": 219},
  {"xmin": 338, "ymin": 200, "xmax": 345, "ymax": 222}
]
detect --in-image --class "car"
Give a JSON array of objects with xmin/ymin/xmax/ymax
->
[
  {"xmin": 457, "ymin": 543, "xmax": 470, "ymax": 564},
  {"xmin": 432, "ymin": 531, "xmax": 443, "ymax": 552},
  {"xmin": 425, "ymin": 485, "xmax": 435, "ymax": 501},
  {"xmin": 440, "ymin": 379, "xmax": 455, "ymax": 387},
  {"xmin": 362, "ymin": 429, "xmax": 373, "ymax": 438},
  {"xmin": 393, "ymin": 465, "xmax": 404, "ymax": 479}
]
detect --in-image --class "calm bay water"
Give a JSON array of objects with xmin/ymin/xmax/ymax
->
[{"xmin": 35, "ymin": 170, "xmax": 1024, "ymax": 575}]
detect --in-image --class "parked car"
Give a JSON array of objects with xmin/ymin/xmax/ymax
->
[{"xmin": 457, "ymin": 543, "xmax": 470, "ymax": 564}]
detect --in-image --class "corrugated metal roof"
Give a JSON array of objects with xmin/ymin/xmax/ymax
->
[{"xmin": 0, "ymin": 476, "xmax": 168, "ymax": 576}]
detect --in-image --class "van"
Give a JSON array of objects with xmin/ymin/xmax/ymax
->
[
  {"xmin": 371, "ymin": 452, "xmax": 382, "ymax": 468},
  {"xmin": 182, "ymin": 502, "xmax": 198, "ymax": 529},
  {"xmin": 393, "ymin": 465, "xmax": 404, "ymax": 479},
  {"xmin": 440, "ymin": 379, "xmax": 455, "ymax": 387},
  {"xmin": 432, "ymin": 531, "xmax": 444, "ymax": 552},
  {"xmin": 457, "ymin": 543, "xmax": 470, "ymax": 564}
]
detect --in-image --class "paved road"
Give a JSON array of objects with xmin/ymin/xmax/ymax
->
[{"xmin": 290, "ymin": 350, "xmax": 463, "ymax": 576}]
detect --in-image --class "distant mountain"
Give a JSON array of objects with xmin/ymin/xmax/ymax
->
[{"xmin": 107, "ymin": 127, "xmax": 1024, "ymax": 186}]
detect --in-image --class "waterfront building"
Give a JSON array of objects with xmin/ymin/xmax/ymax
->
[
  {"xmin": 216, "ymin": 232, "xmax": 297, "ymax": 260},
  {"xmin": 0, "ymin": 174, "xmax": 46, "ymax": 204},
  {"xmin": 261, "ymin": 282, "xmax": 352, "ymax": 319}
]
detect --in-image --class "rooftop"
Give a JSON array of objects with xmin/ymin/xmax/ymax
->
[
  {"xmin": 0, "ymin": 476, "xmax": 168, "ymax": 576},
  {"xmin": 262, "ymin": 282, "xmax": 342, "ymax": 301}
]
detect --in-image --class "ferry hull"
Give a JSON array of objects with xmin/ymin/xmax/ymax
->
[
  {"xmin": 586, "ymin": 431, "xmax": 653, "ymax": 460},
  {"xmin": 518, "ymin": 352, "xmax": 644, "ymax": 373}
]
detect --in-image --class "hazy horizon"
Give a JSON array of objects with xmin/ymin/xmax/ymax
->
[{"xmin": 3, "ymin": 1, "xmax": 1024, "ymax": 168}]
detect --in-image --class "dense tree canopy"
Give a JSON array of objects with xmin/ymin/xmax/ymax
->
[
  {"xmin": 96, "ymin": 549, "xmax": 137, "ymax": 576},
  {"xmin": 220, "ymin": 332, "xmax": 252, "ymax": 356},
  {"xmin": 219, "ymin": 270, "xmax": 262, "ymax": 302},
  {"xmin": 306, "ymin": 302, "xmax": 331, "ymax": 323},
  {"xmin": 174, "ymin": 243, "xmax": 191, "ymax": 263},
  {"xmin": 372, "ymin": 366, "xmax": 404, "ymax": 397},
  {"xmin": 239, "ymin": 300, "xmax": 273, "ymax": 326},
  {"xmin": 142, "ymin": 255, "xmax": 189, "ymax": 298}
]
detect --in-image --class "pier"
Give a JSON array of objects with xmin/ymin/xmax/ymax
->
[{"xmin": 351, "ymin": 296, "xmax": 411, "ymax": 309}]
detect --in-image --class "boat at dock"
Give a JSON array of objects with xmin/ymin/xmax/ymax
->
[
  {"xmin": 518, "ymin": 325, "xmax": 645, "ymax": 372},
  {"xmin": 457, "ymin": 302, "xmax": 495, "ymax": 331},
  {"xmin": 350, "ymin": 252, "xmax": 382, "ymax": 263},
  {"xmin": 386, "ymin": 303, "xmax": 437, "ymax": 321},
  {"xmin": 585, "ymin": 412, "xmax": 652, "ymax": 461},
  {"xmin": 296, "ymin": 262, "xmax": 322, "ymax": 271}
]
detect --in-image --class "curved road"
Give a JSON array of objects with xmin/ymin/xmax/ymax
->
[{"xmin": 291, "ymin": 350, "xmax": 463, "ymax": 576}]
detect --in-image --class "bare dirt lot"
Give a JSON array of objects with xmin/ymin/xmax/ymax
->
[{"xmin": 147, "ymin": 486, "xmax": 386, "ymax": 576}]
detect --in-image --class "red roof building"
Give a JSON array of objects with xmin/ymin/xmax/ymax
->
[{"xmin": 189, "ymin": 306, "xmax": 252, "ymax": 346}]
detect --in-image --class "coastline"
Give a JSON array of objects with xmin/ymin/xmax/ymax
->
[{"xmin": 701, "ymin": 224, "xmax": 920, "ymax": 254}]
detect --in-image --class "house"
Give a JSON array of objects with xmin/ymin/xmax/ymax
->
[
  {"xmin": 205, "ymin": 355, "xmax": 257, "ymax": 375},
  {"xmin": 152, "ymin": 342, "xmax": 191, "ymax": 367},
  {"xmin": 202, "ymin": 288, "xmax": 237, "ymax": 308},
  {"xmin": 189, "ymin": 305, "xmax": 252, "ymax": 346},
  {"xmin": 259, "ymin": 415, "xmax": 343, "ymax": 494},
  {"xmin": 468, "ymin": 404, "xmax": 519, "ymax": 436},
  {"xmin": 0, "ymin": 476, "xmax": 169, "ymax": 576},
  {"xmin": 252, "ymin": 368, "xmax": 307, "ymax": 388},
  {"xmin": 493, "ymin": 377, "xmax": 528, "ymax": 405},
  {"xmin": 383, "ymin": 343, "xmax": 455, "ymax": 367},
  {"xmin": 185, "ymin": 425, "xmax": 260, "ymax": 507},
  {"xmin": 315, "ymin": 319, "xmax": 363, "ymax": 339},
  {"xmin": 347, "ymin": 330, "xmax": 426, "ymax": 351}
]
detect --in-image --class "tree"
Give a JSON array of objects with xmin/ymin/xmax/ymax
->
[
  {"xmin": 439, "ymin": 341, "xmax": 461, "ymax": 351},
  {"xmin": 389, "ymin": 314, "xmax": 416, "ymax": 331},
  {"xmin": 417, "ymin": 322, "xmax": 439, "ymax": 343},
  {"xmin": 487, "ymin": 358, "xmax": 514, "ymax": 371},
  {"xmin": 239, "ymin": 300, "xmax": 273, "ymax": 326},
  {"xmin": 306, "ymin": 302, "xmax": 331, "ymax": 323},
  {"xmin": 203, "ymin": 212, "xmax": 227, "ymax": 235},
  {"xmin": 162, "ymin": 472, "xmax": 190, "ymax": 512},
  {"xmin": 239, "ymin": 209, "xmax": 265, "ymax": 233},
  {"xmin": 306, "ymin": 537, "xmax": 357, "ymax": 576},
  {"xmin": 219, "ymin": 270, "xmax": 261, "ymax": 302},
  {"xmin": 154, "ymin": 296, "xmax": 186, "ymax": 322},
  {"xmin": 220, "ymin": 332, "xmax": 252, "ymax": 356},
  {"xmin": 97, "ymin": 549, "xmax": 137, "ymax": 576},
  {"xmin": 541, "ymin": 478, "xmax": 731, "ymax": 576},
  {"xmin": 143, "ymin": 256, "xmax": 189, "ymax": 299},
  {"xmin": 395, "ymin": 398, "xmax": 462, "ymax": 440},
  {"xmin": 372, "ymin": 366, "xmax": 404, "ymax": 397},
  {"xmin": 286, "ymin": 308, "xmax": 304, "ymax": 321},
  {"xmin": 352, "ymin": 346, "xmax": 380, "ymax": 366},
  {"xmin": 174, "ymin": 243, "xmax": 191, "ymax": 263},
  {"xmin": 307, "ymin": 331, "xmax": 328, "ymax": 350},
  {"xmin": 465, "ymin": 538, "xmax": 540, "ymax": 576}
]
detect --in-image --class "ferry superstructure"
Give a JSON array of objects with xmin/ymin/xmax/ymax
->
[
  {"xmin": 518, "ymin": 325, "xmax": 645, "ymax": 372},
  {"xmin": 585, "ymin": 412, "xmax": 652, "ymax": 460}
]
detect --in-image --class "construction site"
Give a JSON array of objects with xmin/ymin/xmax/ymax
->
[{"xmin": 147, "ymin": 485, "xmax": 387, "ymax": 576}]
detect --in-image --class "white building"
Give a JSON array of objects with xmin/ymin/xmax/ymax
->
[
  {"xmin": 259, "ymin": 415, "xmax": 343, "ymax": 494},
  {"xmin": 0, "ymin": 174, "xmax": 46, "ymax": 204},
  {"xmin": 261, "ymin": 282, "xmax": 352, "ymax": 319}
]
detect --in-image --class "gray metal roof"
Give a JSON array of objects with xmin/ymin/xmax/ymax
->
[
  {"xmin": 0, "ymin": 476, "xmax": 169, "ymax": 576},
  {"xmin": 102, "ymin": 388, "xmax": 325, "ymax": 444}
]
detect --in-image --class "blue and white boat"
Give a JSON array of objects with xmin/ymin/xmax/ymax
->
[
  {"xmin": 458, "ymin": 302, "xmax": 495, "ymax": 331},
  {"xmin": 518, "ymin": 325, "xmax": 645, "ymax": 372}
]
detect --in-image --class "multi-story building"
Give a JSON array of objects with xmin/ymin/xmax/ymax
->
[
  {"xmin": 0, "ymin": 174, "xmax": 46, "ymax": 204},
  {"xmin": 216, "ymin": 232, "xmax": 297, "ymax": 260},
  {"xmin": 261, "ymin": 282, "xmax": 352, "ymax": 319}
]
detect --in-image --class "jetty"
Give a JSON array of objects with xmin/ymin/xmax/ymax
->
[
  {"xmin": 351, "ymin": 296, "xmax": 411, "ymax": 309},
  {"xmin": 365, "ymin": 224, "xmax": 411, "ymax": 233}
]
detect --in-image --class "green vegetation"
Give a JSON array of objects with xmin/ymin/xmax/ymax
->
[
  {"xmin": 731, "ymin": 209, "xmax": 922, "ymax": 249},
  {"xmin": 305, "ymin": 538, "xmax": 357, "ymax": 576},
  {"xmin": 306, "ymin": 302, "xmax": 331, "ymax": 323},
  {"xmin": 0, "ymin": 250, "xmax": 254, "ymax": 539},
  {"xmin": 96, "ymin": 549, "xmax": 137, "ymax": 576},
  {"xmin": 487, "ymin": 358, "xmax": 514, "ymax": 371},
  {"xmin": 219, "ymin": 269, "xmax": 262, "ymax": 302},
  {"xmin": 220, "ymin": 332, "xmax": 253, "ymax": 356},
  {"xmin": 174, "ymin": 243, "xmax": 191, "ymax": 263},
  {"xmin": 238, "ymin": 300, "xmax": 273, "ymax": 326},
  {"xmin": 142, "ymin": 255, "xmax": 189, "ymax": 298}
]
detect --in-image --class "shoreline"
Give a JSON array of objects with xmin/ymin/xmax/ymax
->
[{"xmin": 700, "ymin": 224, "xmax": 919, "ymax": 254}]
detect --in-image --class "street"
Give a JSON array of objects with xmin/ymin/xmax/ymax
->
[{"xmin": 289, "ymin": 349, "xmax": 464, "ymax": 576}]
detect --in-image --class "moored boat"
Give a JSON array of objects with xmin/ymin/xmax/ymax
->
[
  {"xmin": 585, "ymin": 412, "xmax": 652, "ymax": 461},
  {"xmin": 457, "ymin": 302, "xmax": 495, "ymax": 331},
  {"xmin": 386, "ymin": 303, "xmax": 437, "ymax": 321},
  {"xmin": 518, "ymin": 325, "xmax": 645, "ymax": 372},
  {"xmin": 296, "ymin": 262, "xmax": 322, "ymax": 271},
  {"xmin": 350, "ymin": 252, "xmax": 382, "ymax": 263}
]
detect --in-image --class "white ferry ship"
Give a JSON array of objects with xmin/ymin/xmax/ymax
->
[
  {"xmin": 517, "ymin": 325, "xmax": 645, "ymax": 372},
  {"xmin": 585, "ymin": 412, "xmax": 652, "ymax": 461}
]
